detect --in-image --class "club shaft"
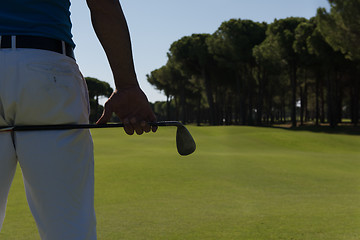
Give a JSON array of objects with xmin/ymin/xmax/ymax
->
[{"xmin": 0, "ymin": 121, "xmax": 183, "ymax": 132}]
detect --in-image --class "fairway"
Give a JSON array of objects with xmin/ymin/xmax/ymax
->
[{"xmin": 1, "ymin": 126, "xmax": 360, "ymax": 239}]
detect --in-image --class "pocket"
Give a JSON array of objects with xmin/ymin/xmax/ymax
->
[{"xmin": 15, "ymin": 60, "xmax": 90, "ymax": 125}]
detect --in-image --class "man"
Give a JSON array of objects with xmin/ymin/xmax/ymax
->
[{"xmin": 0, "ymin": 0, "xmax": 156, "ymax": 239}]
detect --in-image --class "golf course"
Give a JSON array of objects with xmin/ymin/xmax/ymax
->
[{"xmin": 1, "ymin": 125, "xmax": 359, "ymax": 240}]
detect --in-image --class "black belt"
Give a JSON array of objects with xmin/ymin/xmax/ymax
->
[{"xmin": 0, "ymin": 35, "xmax": 75, "ymax": 60}]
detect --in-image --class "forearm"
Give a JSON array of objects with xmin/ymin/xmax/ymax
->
[{"xmin": 87, "ymin": 0, "xmax": 138, "ymax": 89}]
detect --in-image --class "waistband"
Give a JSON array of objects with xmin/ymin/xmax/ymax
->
[{"xmin": 0, "ymin": 35, "xmax": 75, "ymax": 60}]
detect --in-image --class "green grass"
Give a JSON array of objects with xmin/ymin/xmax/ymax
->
[{"xmin": 1, "ymin": 126, "xmax": 360, "ymax": 239}]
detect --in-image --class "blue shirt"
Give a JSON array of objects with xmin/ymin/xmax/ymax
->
[{"xmin": 0, "ymin": 0, "xmax": 75, "ymax": 48}]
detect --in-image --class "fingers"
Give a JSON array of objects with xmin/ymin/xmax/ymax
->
[
  {"xmin": 123, "ymin": 118, "xmax": 155, "ymax": 135},
  {"xmin": 123, "ymin": 118, "xmax": 134, "ymax": 135},
  {"xmin": 149, "ymin": 113, "xmax": 158, "ymax": 133},
  {"xmin": 141, "ymin": 121, "xmax": 152, "ymax": 133},
  {"xmin": 132, "ymin": 118, "xmax": 145, "ymax": 135}
]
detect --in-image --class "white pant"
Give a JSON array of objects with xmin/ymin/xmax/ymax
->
[{"xmin": 0, "ymin": 49, "xmax": 96, "ymax": 239}]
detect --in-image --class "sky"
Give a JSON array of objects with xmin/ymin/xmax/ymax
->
[{"xmin": 70, "ymin": 0, "xmax": 330, "ymax": 104}]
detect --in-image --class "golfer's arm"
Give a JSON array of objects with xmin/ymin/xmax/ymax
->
[{"xmin": 86, "ymin": 0, "xmax": 138, "ymax": 89}]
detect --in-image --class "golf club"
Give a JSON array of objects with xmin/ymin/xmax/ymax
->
[{"xmin": 0, "ymin": 121, "xmax": 196, "ymax": 156}]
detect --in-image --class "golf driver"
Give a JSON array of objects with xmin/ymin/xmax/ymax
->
[{"xmin": 0, "ymin": 121, "xmax": 196, "ymax": 156}]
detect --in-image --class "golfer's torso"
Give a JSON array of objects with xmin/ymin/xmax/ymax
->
[{"xmin": 0, "ymin": 0, "xmax": 74, "ymax": 47}]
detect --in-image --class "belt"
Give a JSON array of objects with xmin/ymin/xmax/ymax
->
[{"xmin": 0, "ymin": 35, "xmax": 75, "ymax": 60}]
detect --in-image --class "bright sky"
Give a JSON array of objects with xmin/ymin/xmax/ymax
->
[{"xmin": 70, "ymin": 0, "xmax": 330, "ymax": 104}]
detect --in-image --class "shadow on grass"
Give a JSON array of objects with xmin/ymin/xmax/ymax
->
[{"xmin": 269, "ymin": 123, "xmax": 360, "ymax": 136}]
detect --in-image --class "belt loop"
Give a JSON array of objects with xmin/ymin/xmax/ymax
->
[
  {"xmin": 61, "ymin": 41, "xmax": 66, "ymax": 55},
  {"xmin": 11, "ymin": 36, "xmax": 16, "ymax": 49},
  {"xmin": 0, "ymin": 36, "xmax": 2, "ymax": 48}
]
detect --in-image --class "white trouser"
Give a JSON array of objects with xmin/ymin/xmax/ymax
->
[{"xmin": 0, "ymin": 49, "xmax": 96, "ymax": 240}]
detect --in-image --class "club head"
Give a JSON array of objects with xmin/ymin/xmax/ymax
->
[{"xmin": 176, "ymin": 125, "xmax": 196, "ymax": 156}]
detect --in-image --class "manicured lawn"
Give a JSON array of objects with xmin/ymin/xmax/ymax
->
[{"xmin": 1, "ymin": 126, "xmax": 359, "ymax": 239}]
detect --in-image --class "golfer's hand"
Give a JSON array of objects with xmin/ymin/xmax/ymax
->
[{"xmin": 96, "ymin": 86, "xmax": 157, "ymax": 135}]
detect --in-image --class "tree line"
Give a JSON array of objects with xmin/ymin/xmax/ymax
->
[{"xmin": 146, "ymin": 0, "xmax": 360, "ymax": 127}]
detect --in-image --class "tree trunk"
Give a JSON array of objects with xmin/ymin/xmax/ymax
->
[
  {"xmin": 290, "ymin": 64, "xmax": 297, "ymax": 127},
  {"xmin": 180, "ymin": 85, "xmax": 186, "ymax": 123},
  {"xmin": 300, "ymin": 85, "xmax": 304, "ymax": 126},
  {"xmin": 256, "ymin": 70, "xmax": 266, "ymax": 126},
  {"xmin": 304, "ymin": 80, "xmax": 309, "ymax": 122},
  {"xmin": 327, "ymin": 70, "xmax": 336, "ymax": 127},
  {"xmin": 166, "ymin": 95, "xmax": 171, "ymax": 120},
  {"xmin": 315, "ymin": 74, "xmax": 320, "ymax": 126},
  {"xmin": 320, "ymin": 83, "xmax": 325, "ymax": 124},
  {"xmin": 351, "ymin": 76, "xmax": 359, "ymax": 126},
  {"xmin": 202, "ymin": 68, "xmax": 216, "ymax": 125}
]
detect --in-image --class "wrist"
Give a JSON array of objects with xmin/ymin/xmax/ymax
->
[{"xmin": 114, "ymin": 73, "xmax": 139, "ymax": 90}]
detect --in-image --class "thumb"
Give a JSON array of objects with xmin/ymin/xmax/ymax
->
[{"xmin": 96, "ymin": 104, "xmax": 113, "ymax": 125}]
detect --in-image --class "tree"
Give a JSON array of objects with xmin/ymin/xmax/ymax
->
[
  {"xmin": 169, "ymin": 34, "xmax": 216, "ymax": 124},
  {"xmin": 317, "ymin": 0, "xmax": 360, "ymax": 60},
  {"xmin": 147, "ymin": 64, "xmax": 175, "ymax": 119},
  {"xmin": 147, "ymin": 60, "xmax": 193, "ymax": 122},
  {"xmin": 146, "ymin": 8, "xmax": 359, "ymax": 127},
  {"xmin": 253, "ymin": 34, "xmax": 284, "ymax": 125},
  {"xmin": 317, "ymin": 0, "xmax": 360, "ymax": 125},
  {"xmin": 294, "ymin": 19, "xmax": 318, "ymax": 125},
  {"xmin": 207, "ymin": 19, "xmax": 267, "ymax": 125},
  {"xmin": 267, "ymin": 17, "xmax": 307, "ymax": 127},
  {"xmin": 293, "ymin": 18, "xmax": 347, "ymax": 127}
]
